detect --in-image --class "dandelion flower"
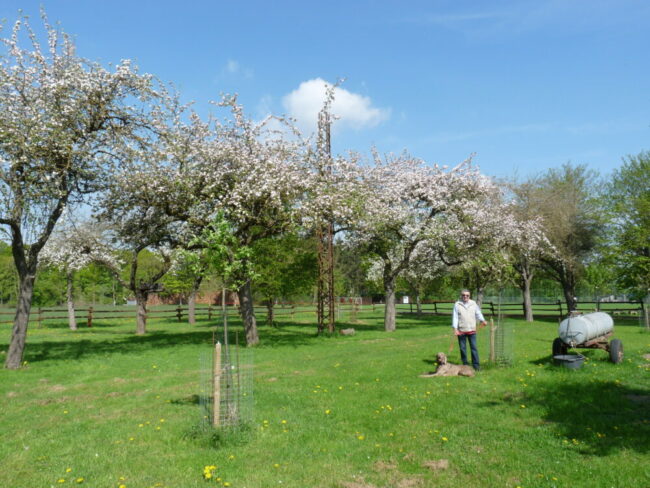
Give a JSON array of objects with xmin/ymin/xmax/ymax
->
[
  {"xmin": 75, "ymin": 478, "xmax": 84, "ymax": 484},
  {"xmin": 325, "ymin": 409, "xmax": 331, "ymax": 415},
  {"xmin": 57, "ymin": 479, "xmax": 65, "ymax": 484},
  {"xmin": 441, "ymin": 437, "xmax": 448, "ymax": 442},
  {"xmin": 66, "ymin": 468, "xmax": 72, "ymax": 473}
]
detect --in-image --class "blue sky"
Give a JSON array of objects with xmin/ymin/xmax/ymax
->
[{"xmin": 2, "ymin": 0, "xmax": 649, "ymax": 179}]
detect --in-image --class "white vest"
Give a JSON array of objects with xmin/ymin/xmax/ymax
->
[{"xmin": 456, "ymin": 300, "xmax": 478, "ymax": 332}]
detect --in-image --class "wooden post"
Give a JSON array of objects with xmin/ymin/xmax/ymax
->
[
  {"xmin": 37, "ymin": 307, "xmax": 42, "ymax": 328},
  {"xmin": 208, "ymin": 305, "xmax": 212, "ymax": 321},
  {"xmin": 489, "ymin": 318, "xmax": 496, "ymax": 363},
  {"xmin": 213, "ymin": 342, "xmax": 222, "ymax": 427},
  {"xmin": 176, "ymin": 306, "xmax": 183, "ymax": 322},
  {"xmin": 87, "ymin": 306, "xmax": 93, "ymax": 328}
]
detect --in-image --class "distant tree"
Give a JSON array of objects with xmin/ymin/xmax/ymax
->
[
  {"xmin": 40, "ymin": 221, "xmax": 119, "ymax": 330},
  {"xmin": 0, "ymin": 12, "xmax": 167, "ymax": 368},
  {"xmin": 530, "ymin": 164, "xmax": 605, "ymax": 312},
  {"xmin": 76, "ymin": 262, "xmax": 124, "ymax": 306},
  {"xmin": 0, "ymin": 243, "xmax": 17, "ymax": 306},
  {"xmin": 252, "ymin": 231, "xmax": 317, "ymax": 325},
  {"xmin": 400, "ymin": 247, "xmax": 449, "ymax": 315},
  {"xmin": 503, "ymin": 180, "xmax": 554, "ymax": 321},
  {"xmin": 604, "ymin": 152, "xmax": 650, "ymax": 299},
  {"xmin": 579, "ymin": 261, "xmax": 616, "ymax": 300},
  {"xmin": 161, "ymin": 249, "xmax": 211, "ymax": 325}
]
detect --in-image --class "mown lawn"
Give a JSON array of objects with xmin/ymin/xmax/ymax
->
[{"xmin": 1, "ymin": 307, "xmax": 648, "ymax": 488}]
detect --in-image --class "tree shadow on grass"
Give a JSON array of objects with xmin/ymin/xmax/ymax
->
[
  {"xmin": 523, "ymin": 378, "xmax": 649, "ymax": 456},
  {"xmin": 9, "ymin": 311, "xmax": 450, "ymax": 364},
  {"xmin": 14, "ymin": 318, "xmax": 333, "ymax": 363}
]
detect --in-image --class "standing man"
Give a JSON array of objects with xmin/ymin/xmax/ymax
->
[{"xmin": 452, "ymin": 289, "xmax": 487, "ymax": 371}]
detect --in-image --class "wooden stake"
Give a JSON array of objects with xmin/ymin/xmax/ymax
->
[
  {"xmin": 213, "ymin": 342, "xmax": 222, "ymax": 427},
  {"xmin": 489, "ymin": 318, "xmax": 496, "ymax": 363}
]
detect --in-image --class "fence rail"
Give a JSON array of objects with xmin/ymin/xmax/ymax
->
[
  {"xmin": 0, "ymin": 302, "xmax": 377, "ymax": 327},
  {"xmin": 0, "ymin": 300, "xmax": 643, "ymax": 327},
  {"xmin": 396, "ymin": 299, "xmax": 645, "ymax": 320}
]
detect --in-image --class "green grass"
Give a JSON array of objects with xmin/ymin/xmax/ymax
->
[{"xmin": 1, "ymin": 308, "xmax": 649, "ymax": 488}]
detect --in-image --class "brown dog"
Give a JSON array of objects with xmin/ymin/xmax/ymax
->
[{"xmin": 419, "ymin": 352, "xmax": 475, "ymax": 378}]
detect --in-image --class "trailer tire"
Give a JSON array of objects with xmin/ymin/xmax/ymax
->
[
  {"xmin": 553, "ymin": 337, "xmax": 568, "ymax": 357},
  {"xmin": 609, "ymin": 339, "xmax": 623, "ymax": 364}
]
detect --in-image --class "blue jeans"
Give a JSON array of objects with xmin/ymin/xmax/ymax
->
[{"xmin": 458, "ymin": 333, "xmax": 480, "ymax": 370}]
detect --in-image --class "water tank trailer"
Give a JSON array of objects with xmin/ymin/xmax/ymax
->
[{"xmin": 552, "ymin": 312, "xmax": 623, "ymax": 363}]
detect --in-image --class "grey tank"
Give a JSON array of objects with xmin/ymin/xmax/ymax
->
[{"xmin": 558, "ymin": 312, "xmax": 614, "ymax": 346}]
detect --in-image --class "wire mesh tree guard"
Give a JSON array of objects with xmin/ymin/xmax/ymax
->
[
  {"xmin": 486, "ymin": 294, "xmax": 515, "ymax": 366},
  {"xmin": 199, "ymin": 299, "xmax": 253, "ymax": 430}
]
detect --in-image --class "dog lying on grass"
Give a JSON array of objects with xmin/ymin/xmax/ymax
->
[{"xmin": 419, "ymin": 352, "xmax": 475, "ymax": 378}]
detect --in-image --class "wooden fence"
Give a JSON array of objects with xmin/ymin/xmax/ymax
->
[
  {"xmin": 396, "ymin": 299, "xmax": 646, "ymax": 320},
  {"xmin": 0, "ymin": 300, "xmax": 643, "ymax": 327},
  {"xmin": 0, "ymin": 302, "xmax": 376, "ymax": 327}
]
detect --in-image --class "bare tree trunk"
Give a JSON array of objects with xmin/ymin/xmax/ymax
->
[
  {"xmin": 475, "ymin": 287, "xmax": 485, "ymax": 308},
  {"xmin": 238, "ymin": 279, "xmax": 259, "ymax": 345},
  {"xmin": 520, "ymin": 266, "xmax": 534, "ymax": 322},
  {"xmin": 416, "ymin": 291, "xmax": 422, "ymax": 316},
  {"xmin": 559, "ymin": 270, "xmax": 578, "ymax": 313},
  {"xmin": 266, "ymin": 298, "xmax": 275, "ymax": 326},
  {"xmin": 384, "ymin": 278, "xmax": 397, "ymax": 332},
  {"xmin": 188, "ymin": 275, "xmax": 202, "ymax": 325},
  {"xmin": 66, "ymin": 269, "xmax": 77, "ymax": 331},
  {"xmin": 135, "ymin": 289, "xmax": 148, "ymax": 335},
  {"xmin": 5, "ymin": 266, "xmax": 36, "ymax": 369}
]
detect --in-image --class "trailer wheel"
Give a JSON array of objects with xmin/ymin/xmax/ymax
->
[
  {"xmin": 609, "ymin": 339, "xmax": 623, "ymax": 364},
  {"xmin": 553, "ymin": 337, "xmax": 568, "ymax": 357}
]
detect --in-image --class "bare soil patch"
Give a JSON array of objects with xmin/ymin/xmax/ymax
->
[{"xmin": 422, "ymin": 459, "xmax": 449, "ymax": 471}]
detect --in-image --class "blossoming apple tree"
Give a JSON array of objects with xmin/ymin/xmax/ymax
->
[
  {"xmin": 353, "ymin": 152, "xmax": 506, "ymax": 331},
  {"xmin": 197, "ymin": 97, "xmax": 307, "ymax": 345},
  {"xmin": 40, "ymin": 220, "xmax": 120, "ymax": 330},
  {"xmin": 0, "ymin": 13, "xmax": 168, "ymax": 368}
]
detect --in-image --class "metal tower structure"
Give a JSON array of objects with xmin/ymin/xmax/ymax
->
[{"xmin": 316, "ymin": 106, "xmax": 335, "ymax": 334}]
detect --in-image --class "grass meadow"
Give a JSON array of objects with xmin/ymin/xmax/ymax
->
[{"xmin": 1, "ymin": 306, "xmax": 648, "ymax": 488}]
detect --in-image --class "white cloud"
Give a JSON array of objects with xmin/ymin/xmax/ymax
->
[
  {"xmin": 282, "ymin": 78, "xmax": 389, "ymax": 135},
  {"xmin": 225, "ymin": 59, "xmax": 240, "ymax": 74},
  {"xmin": 219, "ymin": 59, "xmax": 253, "ymax": 80}
]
